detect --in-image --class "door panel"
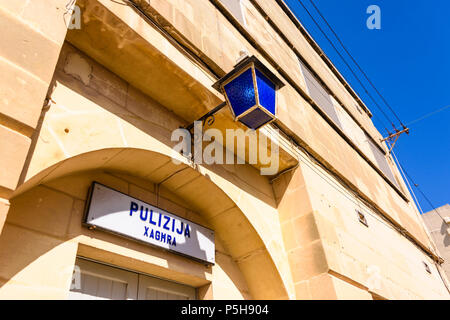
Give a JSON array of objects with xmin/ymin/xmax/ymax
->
[
  {"xmin": 68, "ymin": 258, "xmax": 138, "ymax": 300},
  {"xmin": 68, "ymin": 258, "xmax": 196, "ymax": 300},
  {"xmin": 138, "ymin": 274, "xmax": 196, "ymax": 300}
]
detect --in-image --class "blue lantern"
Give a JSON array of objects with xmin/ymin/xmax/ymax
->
[{"xmin": 213, "ymin": 56, "xmax": 285, "ymax": 130}]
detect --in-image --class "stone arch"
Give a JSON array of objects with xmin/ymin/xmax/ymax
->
[
  {"xmin": 12, "ymin": 147, "xmax": 291, "ymax": 299},
  {"xmin": 8, "ymin": 46, "xmax": 294, "ymax": 298}
]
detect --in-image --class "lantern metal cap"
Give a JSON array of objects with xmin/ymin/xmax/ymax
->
[{"xmin": 212, "ymin": 55, "xmax": 285, "ymax": 93}]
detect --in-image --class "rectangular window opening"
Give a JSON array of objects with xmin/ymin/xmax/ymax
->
[
  {"xmin": 219, "ymin": 0, "xmax": 247, "ymax": 26},
  {"xmin": 423, "ymin": 262, "xmax": 432, "ymax": 274},
  {"xmin": 357, "ymin": 210, "xmax": 369, "ymax": 227},
  {"xmin": 365, "ymin": 133, "xmax": 399, "ymax": 188},
  {"xmin": 298, "ymin": 59, "xmax": 342, "ymax": 129}
]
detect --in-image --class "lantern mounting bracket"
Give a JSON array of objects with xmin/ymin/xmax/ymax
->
[
  {"xmin": 381, "ymin": 127, "xmax": 410, "ymax": 153},
  {"xmin": 184, "ymin": 101, "xmax": 227, "ymax": 133}
]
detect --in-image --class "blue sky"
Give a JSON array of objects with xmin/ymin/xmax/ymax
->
[{"xmin": 284, "ymin": 0, "xmax": 450, "ymax": 213}]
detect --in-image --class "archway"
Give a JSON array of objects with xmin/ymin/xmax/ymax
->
[{"xmin": 2, "ymin": 148, "xmax": 290, "ymax": 299}]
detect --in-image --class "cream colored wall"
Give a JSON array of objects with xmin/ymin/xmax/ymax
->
[
  {"xmin": 0, "ymin": 0, "xmax": 447, "ymax": 300},
  {"xmin": 274, "ymin": 161, "xmax": 373, "ymax": 299},
  {"xmin": 248, "ymin": 0, "xmax": 377, "ymax": 137},
  {"xmin": 7, "ymin": 41, "xmax": 292, "ymax": 299},
  {"xmin": 274, "ymin": 150, "xmax": 450, "ymax": 299},
  {"xmin": 129, "ymin": 0, "xmax": 435, "ymax": 262},
  {"xmin": 422, "ymin": 205, "xmax": 450, "ymax": 281},
  {"xmin": 0, "ymin": 170, "xmax": 251, "ymax": 299},
  {"xmin": 0, "ymin": 0, "xmax": 68, "ymax": 232}
]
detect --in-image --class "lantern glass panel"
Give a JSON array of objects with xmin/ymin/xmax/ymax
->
[
  {"xmin": 239, "ymin": 108, "xmax": 273, "ymax": 130},
  {"xmin": 255, "ymin": 69, "xmax": 276, "ymax": 115},
  {"xmin": 223, "ymin": 68, "xmax": 256, "ymax": 117}
]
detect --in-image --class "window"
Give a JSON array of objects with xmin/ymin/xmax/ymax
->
[
  {"xmin": 335, "ymin": 103, "xmax": 366, "ymax": 146},
  {"xmin": 298, "ymin": 59, "xmax": 401, "ymax": 190},
  {"xmin": 356, "ymin": 210, "xmax": 369, "ymax": 227},
  {"xmin": 335, "ymin": 104, "xmax": 402, "ymax": 189},
  {"xmin": 365, "ymin": 133, "xmax": 398, "ymax": 187},
  {"xmin": 219, "ymin": 0, "xmax": 247, "ymax": 26},
  {"xmin": 298, "ymin": 59, "xmax": 342, "ymax": 128},
  {"xmin": 423, "ymin": 262, "xmax": 432, "ymax": 274}
]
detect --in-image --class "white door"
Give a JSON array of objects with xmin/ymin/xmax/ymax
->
[
  {"xmin": 68, "ymin": 258, "xmax": 138, "ymax": 300},
  {"xmin": 68, "ymin": 258, "xmax": 196, "ymax": 300},
  {"xmin": 138, "ymin": 274, "xmax": 196, "ymax": 300}
]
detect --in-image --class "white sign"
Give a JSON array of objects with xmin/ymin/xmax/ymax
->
[{"xmin": 84, "ymin": 182, "xmax": 215, "ymax": 264}]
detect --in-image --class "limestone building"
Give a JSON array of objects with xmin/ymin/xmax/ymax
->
[
  {"xmin": 422, "ymin": 205, "xmax": 450, "ymax": 282},
  {"xmin": 0, "ymin": 0, "xmax": 448, "ymax": 299}
]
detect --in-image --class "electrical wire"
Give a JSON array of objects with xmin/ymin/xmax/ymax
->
[
  {"xmin": 301, "ymin": 0, "xmax": 447, "ymax": 225},
  {"xmin": 275, "ymin": 125, "xmax": 450, "ymax": 296},
  {"xmin": 288, "ymin": 1, "xmax": 450, "ymax": 293},
  {"xmin": 294, "ymin": 0, "xmax": 397, "ymax": 134},
  {"xmin": 393, "ymin": 153, "xmax": 447, "ymax": 223},
  {"xmin": 307, "ymin": 0, "xmax": 406, "ymax": 129},
  {"xmin": 393, "ymin": 152, "xmax": 450, "ymax": 294},
  {"xmin": 271, "ymin": 122, "xmax": 439, "ymax": 264},
  {"xmin": 391, "ymin": 151, "xmax": 442, "ymax": 257},
  {"xmin": 392, "ymin": 151, "xmax": 424, "ymax": 214},
  {"xmin": 405, "ymin": 104, "xmax": 450, "ymax": 127},
  {"xmin": 408, "ymin": 178, "xmax": 446, "ymax": 222}
]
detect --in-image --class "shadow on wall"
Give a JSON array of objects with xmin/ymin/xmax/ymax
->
[
  {"xmin": 18, "ymin": 42, "xmax": 281, "ymax": 210},
  {"xmin": 440, "ymin": 222, "xmax": 450, "ymax": 247},
  {"xmin": 2, "ymin": 37, "xmax": 292, "ymax": 298},
  {"xmin": 0, "ymin": 169, "xmax": 251, "ymax": 299}
]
